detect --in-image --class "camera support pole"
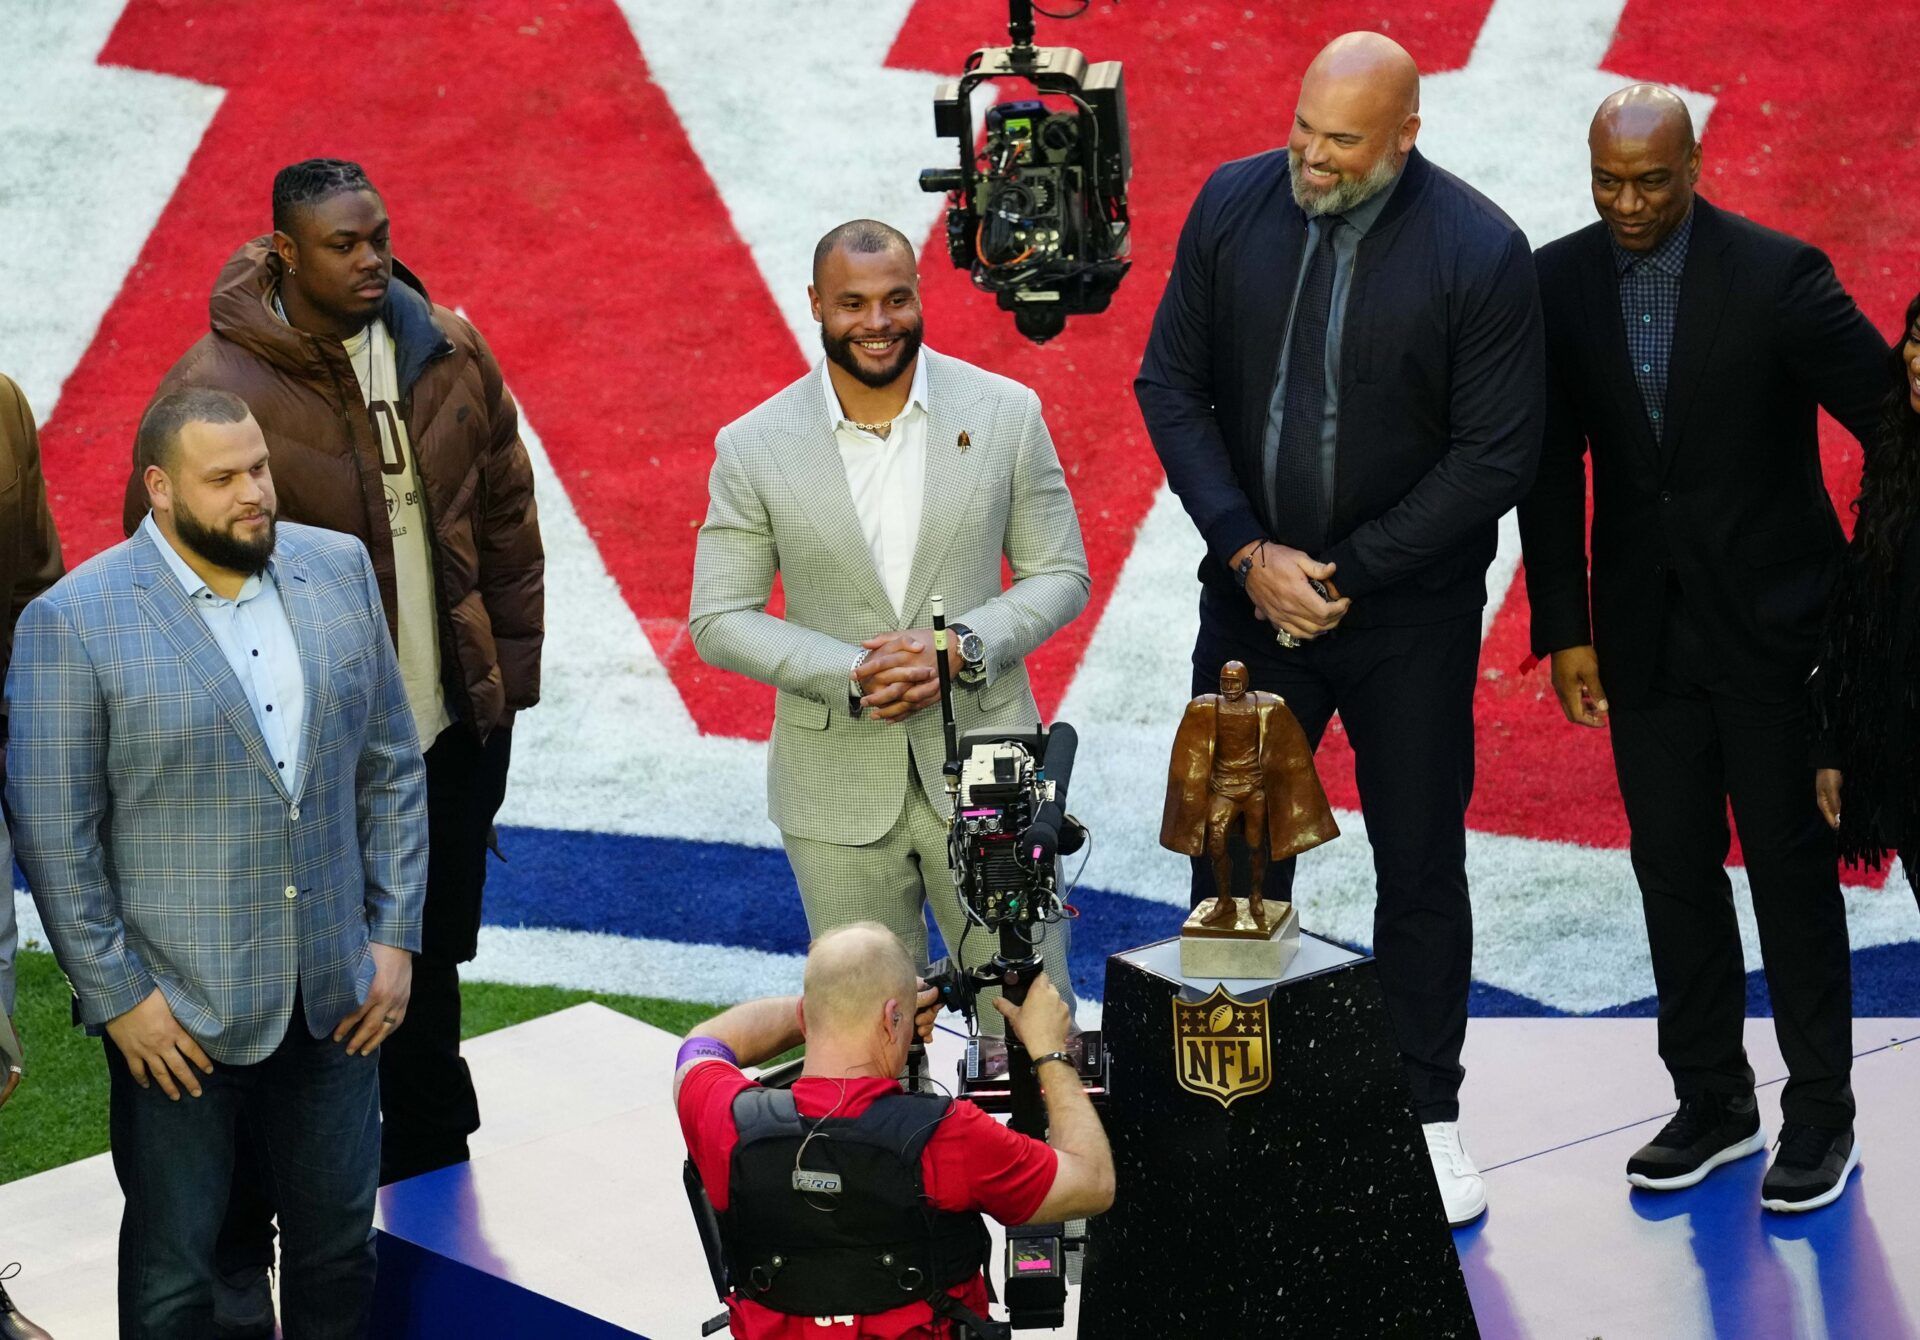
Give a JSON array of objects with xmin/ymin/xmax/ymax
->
[
  {"xmin": 1006, "ymin": 0, "xmax": 1035, "ymax": 55},
  {"xmin": 931, "ymin": 596, "xmax": 962, "ymax": 797},
  {"xmin": 931, "ymin": 595, "xmax": 1047, "ymax": 1140}
]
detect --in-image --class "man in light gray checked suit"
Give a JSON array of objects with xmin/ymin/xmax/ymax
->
[
  {"xmin": 7, "ymin": 387, "xmax": 426, "ymax": 1337},
  {"xmin": 691, "ymin": 220, "xmax": 1091, "ymax": 1022}
]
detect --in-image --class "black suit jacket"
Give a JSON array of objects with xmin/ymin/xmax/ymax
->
[
  {"xmin": 1136, "ymin": 148, "xmax": 1546, "ymax": 630},
  {"xmin": 1517, "ymin": 198, "xmax": 1888, "ymax": 706}
]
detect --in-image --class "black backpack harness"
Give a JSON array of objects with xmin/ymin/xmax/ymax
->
[{"xmin": 718, "ymin": 1086, "xmax": 1001, "ymax": 1335}]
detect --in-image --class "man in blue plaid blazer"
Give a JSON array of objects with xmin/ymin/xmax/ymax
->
[{"xmin": 7, "ymin": 387, "xmax": 426, "ymax": 1337}]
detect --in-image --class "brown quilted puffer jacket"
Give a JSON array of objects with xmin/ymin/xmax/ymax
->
[
  {"xmin": 0, "ymin": 374, "xmax": 66, "ymax": 698},
  {"xmin": 123, "ymin": 238, "xmax": 543, "ymax": 740}
]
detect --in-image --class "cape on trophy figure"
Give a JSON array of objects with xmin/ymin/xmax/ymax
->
[{"xmin": 1160, "ymin": 660, "xmax": 1339, "ymax": 976}]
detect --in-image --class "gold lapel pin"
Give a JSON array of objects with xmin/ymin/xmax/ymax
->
[{"xmin": 957, "ymin": 430, "xmax": 971, "ymax": 453}]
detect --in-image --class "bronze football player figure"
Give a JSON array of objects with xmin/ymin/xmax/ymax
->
[{"xmin": 1160, "ymin": 661, "xmax": 1338, "ymax": 929}]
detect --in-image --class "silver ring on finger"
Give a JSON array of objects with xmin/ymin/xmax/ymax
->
[{"xmin": 1275, "ymin": 627, "xmax": 1302, "ymax": 649}]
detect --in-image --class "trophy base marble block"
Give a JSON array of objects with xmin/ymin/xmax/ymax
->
[
  {"xmin": 1080, "ymin": 933, "xmax": 1477, "ymax": 1335},
  {"xmin": 1179, "ymin": 897, "xmax": 1300, "ymax": 980}
]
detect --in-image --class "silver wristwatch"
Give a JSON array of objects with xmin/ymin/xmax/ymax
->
[
  {"xmin": 949, "ymin": 622, "xmax": 987, "ymax": 687},
  {"xmin": 848, "ymin": 647, "xmax": 872, "ymax": 717}
]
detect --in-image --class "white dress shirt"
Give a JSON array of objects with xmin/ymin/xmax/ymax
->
[
  {"xmin": 819, "ymin": 351, "xmax": 930, "ymax": 620},
  {"xmin": 143, "ymin": 514, "xmax": 307, "ymax": 786}
]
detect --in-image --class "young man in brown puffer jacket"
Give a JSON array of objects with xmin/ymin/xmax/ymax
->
[
  {"xmin": 0, "ymin": 372, "xmax": 66, "ymax": 1106},
  {"xmin": 123, "ymin": 157, "xmax": 543, "ymax": 1335}
]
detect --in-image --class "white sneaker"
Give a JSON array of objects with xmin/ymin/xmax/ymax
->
[{"xmin": 1422, "ymin": 1121, "xmax": 1488, "ymax": 1227}]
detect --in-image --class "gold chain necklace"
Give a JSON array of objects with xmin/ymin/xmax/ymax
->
[{"xmin": 844, "ymin": 415, "xmax": 896, "ymax": 439}]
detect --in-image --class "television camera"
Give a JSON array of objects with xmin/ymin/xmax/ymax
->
[
  {"xmin": 918, "ymin": 0, "xmax": 1132, "ymax": 343},
  {"xmin": 904, "ymin": 595, "xmax": 1106, "ymax": 1330},
  {"xmin": 682, "ymin": 594, "xmax": 1107, "ymax": 1337}
]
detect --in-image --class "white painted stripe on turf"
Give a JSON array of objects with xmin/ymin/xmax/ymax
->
[
  {"xmin": 457, "ymin": 861, "xmax": 1913, "ymax": 1020},
  {"xmin": 466, "ymin": 922, "xmax": 804, "ymax": 1007},
  {"xmin": 492, "ymin": 402, "xmax": 776, "ymax": 849},
  {"xmin": 0, "ymin": 1, "xmax": 223, "ymax": 417},
  {"xmin": 1420, "ymin": 0, "xmax": 1714, "ymax": 250},
  {"xmin": 1483, "ymin": 507, "xmax": 1523, "ymax": 640},
  {"xmin": 12, "ymin": 844, "xmax": 1916, "ymax": 1020},
  {"xmin": 462, "ymin": 919, "xmax": 1107, "ymax": 1030},
  {"xmin": 493, "ymin": 414, "xmax": 1920, "ymax": 1017},
  {"xmin": 615, "ymin": 0, "xmax": 961, "ymax": 357}
]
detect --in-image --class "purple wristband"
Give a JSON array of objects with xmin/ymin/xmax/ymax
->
[{"xmin": 677, "ymin": 1037, "xmax": 738, "ymax": 1071}]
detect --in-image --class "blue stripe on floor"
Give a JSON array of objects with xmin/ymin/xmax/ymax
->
[{"xmin": 479, "ymin": 826, "xmax": 1920, "ymax": 1016}]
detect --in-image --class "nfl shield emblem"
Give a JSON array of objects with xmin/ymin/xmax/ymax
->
[{"xmin": 1172, "ymin": 986, "xmax": 1273, "ymax": 1109}]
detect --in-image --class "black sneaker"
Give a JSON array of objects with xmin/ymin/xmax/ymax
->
[
  {"xmin": 211, "ymin": 1262, "xmax": 275, "ymax": 1339},
  {"xmin": 1760, "ymin": 1123, "xmax": 1859, "ymax": 1213},
  {"xmin": 0, "ymin": 1263, "xmax": 55, "ymax": 1340},
  {"xmin": 1626, "ymin": 1092, "xmax": 1765, "ymax": 1190}
]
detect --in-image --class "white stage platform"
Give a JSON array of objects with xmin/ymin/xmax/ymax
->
[{"xmin": 5, "ymin": 1007, "xmax": 1919, "ymax": 1336}]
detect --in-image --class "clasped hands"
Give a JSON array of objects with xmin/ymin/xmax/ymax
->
[
  {"xmin": 1232, "ymin": 540, "xmax": 1350, "ymax": 642},
  {"xmin": 853, "ymin": 628, "xmax": 965, "ymax": 722}
]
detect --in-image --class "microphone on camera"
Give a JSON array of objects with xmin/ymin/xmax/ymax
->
[{"xmin": 1021, "ymin": 722, "xmax": 1085, "ymax": 863}]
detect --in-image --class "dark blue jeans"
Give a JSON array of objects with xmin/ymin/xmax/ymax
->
[{"xmin": 106, "ymin": 999, "xmax": 380, "ymax": 1339}]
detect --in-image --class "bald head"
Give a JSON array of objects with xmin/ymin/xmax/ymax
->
[
  {"xmin": 1592, "ymin": 84, "xmax": 1696, "ymax": 152},
  {"xmin": 1587, "ymin": 84, "xmax": 1702, "ymax": 253},
  {"xmin": 1306, "ymin": 32, "xmax": 1419, "ymax": 118},
  {"xmin": 1289, "ymin": 32, "xmax": 1421, "ymax": 217},
  {"xmin": 801, "ymin": 922, "xmax": 917, "ymax": 1040}
]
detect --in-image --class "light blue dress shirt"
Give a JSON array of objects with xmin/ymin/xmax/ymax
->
[{"xmin": 141, "ymin": 515, "xmax": 307, "ymax": 786}]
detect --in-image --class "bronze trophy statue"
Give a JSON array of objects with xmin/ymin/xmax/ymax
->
[{"xmin": 1161, "ymin": 661, "xmax": 1338, "ymax": 974}]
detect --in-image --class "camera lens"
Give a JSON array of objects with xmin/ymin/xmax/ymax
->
[
  {"xmin": 919, "ymin": 168, "xmax": 967, "ymax": 195},
  {"xmin": 1013, "ymin": 306, "xmax": 1069, "ymax": 343},
  {"xmin": 990, "ymin": 182, "xmax": 1035, "ymax": 217}
]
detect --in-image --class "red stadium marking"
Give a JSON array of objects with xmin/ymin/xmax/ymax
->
[
  {"xmin": 38, "ymin": 0, "xmax": 1917, "ymax": 871},
  {"xmin": 61, "ymin": 0, "xmax": 795, "ymax": 736},
  {"xmin": 896, "ymin": 0, "xmax": 1919, "ymax": 863}
]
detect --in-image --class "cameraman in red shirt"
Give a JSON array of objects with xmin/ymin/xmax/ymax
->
[{"xmin": 675, "ymin": 923, "xmax": 1113, "ymax": 1338}]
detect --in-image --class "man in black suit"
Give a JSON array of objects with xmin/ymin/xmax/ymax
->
[
  {"xmin": 1518, "ymin": 85, "xmax": 1887, "ymax": 1212},
  {"xmin": 1137, "ymin": 31, "xmax": 1544, "ymax": 1227}
]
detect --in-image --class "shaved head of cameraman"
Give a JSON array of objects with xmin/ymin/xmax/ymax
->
[{"xmin": 675, "ymin": 923, "xmax": 1113, "ymax": 1336}]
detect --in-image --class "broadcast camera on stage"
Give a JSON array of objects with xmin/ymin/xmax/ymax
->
[
  {"xmin": 905, "ymin": 596, "xmax": 1106, "ymax": 1331},
  {"xmin": 918, "ymin": 0, "xmax": 1132, "ymax": 343},
  {"xmin": 683, "ymin": 595, "xmax": 1107, "ymax": 1337}
]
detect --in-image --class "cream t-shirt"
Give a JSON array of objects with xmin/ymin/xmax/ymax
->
[{"xmin": 343, "ymin": 319, "xmax": 454, "ymax": 750}]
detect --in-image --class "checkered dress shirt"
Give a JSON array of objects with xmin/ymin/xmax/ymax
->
[{"xmin": 1611, "ymin": 209, "xmax": 1694, "ymax": 431}]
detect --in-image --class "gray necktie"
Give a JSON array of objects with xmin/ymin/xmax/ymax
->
[{"xmin": 1270, "ymin": 222, "xmax": 1336, "ymax": 553}]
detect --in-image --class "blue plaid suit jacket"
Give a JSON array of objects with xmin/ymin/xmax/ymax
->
[{"xmin": 5, "ymin": 522, "xmax": 427, "ymax": 1064}]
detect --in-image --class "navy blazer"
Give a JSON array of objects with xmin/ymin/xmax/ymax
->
[
  {"xmin": 1517, "ymin": 197, "xmax": 1887, "ymax": 707},
  {"xmin": 1136, "ymin": 147, "xmax": 1546, "ymax": 629}
]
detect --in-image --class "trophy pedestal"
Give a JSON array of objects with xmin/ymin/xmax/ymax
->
[
  {"xmin": 1080, "ymin": 933, "xmax": 1476, "ymax": 1334},
  {"xmin": 1179, "ymin": 898, "xmax": 1299, "ymax": 980}
]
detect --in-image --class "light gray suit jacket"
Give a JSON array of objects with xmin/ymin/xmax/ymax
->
[
  {"xmin": 690, "ymin": 349, "xmax": 1090, "ymax": 844},
  {"xmin": 5, "ymin": 523, "xmax": 427, "ymax": 1064}
]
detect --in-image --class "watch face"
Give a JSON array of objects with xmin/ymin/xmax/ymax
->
[{"xmin": 960, "ymin": 632, "xmax": 985, "ymax": 664}]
